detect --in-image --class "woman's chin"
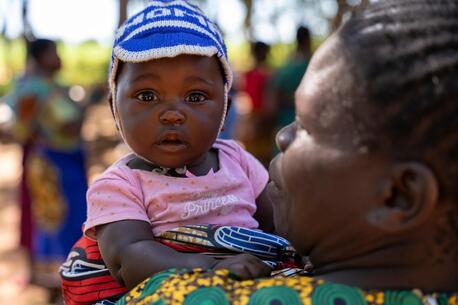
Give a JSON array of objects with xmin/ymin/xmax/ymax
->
[{"xmin": 267, "ymin": 181, "xmax": 284, "ymax": 201}]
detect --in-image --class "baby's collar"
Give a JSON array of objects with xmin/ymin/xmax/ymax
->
[{"xmin": 127, "ymin": 157, "xmax": 188, "ymax": 177}]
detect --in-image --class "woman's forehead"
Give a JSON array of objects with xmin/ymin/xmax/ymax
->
[
  {"xmin": 295, "ymin": 35, "xmax": 372, "ymax": 149},
  {"xmin": 295, "ymin": 36, "xmax": 349, "ymax": 123}
]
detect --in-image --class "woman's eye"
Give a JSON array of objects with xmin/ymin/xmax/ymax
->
[
  {"xmin": 186, "ymin": 93, "xmax": 207, "ymax": 104},
  {"xmin": 136, "ymin": 91, "xmax": 158, "ymax": 102}
]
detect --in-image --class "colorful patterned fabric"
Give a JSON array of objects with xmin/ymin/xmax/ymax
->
[
  {"xmin": 60, "ymin": 225, "xmax": 303, "ymax": 305},
  {"xmin": 6, "ymin": 75, "xmax": 84, "ymax": 150},
  {"xmin": 28, "ymin": 145, "xmax": 87, "ymax": 287},
  {"xmin": 7, "ymin": 74, "xmax": 87, "ymax": 288},
  {"xmin": 60, "ymin": 236, "xmax": 128, "ymax": 305},
  {"xmin": 117, "ymin": 268, "xmax": 458, "ymax": 305},
  {"xmin": 155, "ymin": 225, "xmax": 300, "ymax": 270}
]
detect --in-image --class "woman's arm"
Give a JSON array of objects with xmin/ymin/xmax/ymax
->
[
  {"xmin": 12, "ymin": 95, "xmax": 40, "ymax": 142},
  {"xmin": 96, "ymin": 220, "xmax": 217, "ymax": 289}
]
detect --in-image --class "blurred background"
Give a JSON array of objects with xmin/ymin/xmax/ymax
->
[{"xmin": 0, "ymin": 0, "xmax": 372, "ymax": 304}]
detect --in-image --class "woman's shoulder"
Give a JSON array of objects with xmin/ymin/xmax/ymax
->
[{"xmin": 118, "ymin": 268, "xmax": 458, "ymax": 305}]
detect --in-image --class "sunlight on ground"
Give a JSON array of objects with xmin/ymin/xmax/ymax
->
[{"xmin": 0, "ymin": 144, "xmax": 50, "ymax": 304}]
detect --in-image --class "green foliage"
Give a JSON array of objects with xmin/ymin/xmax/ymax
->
[
  {"xmin": 0, "ymin": 37, "xmax": 26, "ymax": 96},
  {"xmin": 0, "ymin": 34, "xmax": 325, "ymax": 97},
  {"xmin": 58, "ymin": 40, "xmax": 111, "ymax": 86}
]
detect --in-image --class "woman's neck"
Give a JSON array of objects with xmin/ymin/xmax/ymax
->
[
  {"xmin": 33, "ymin": 67, "xmax": 55, "ymax": 79},
  {"xmin": 311, "ymin": 232, "xmax": 458, "ymax": 291},
  {"xmin": 317, "ymin": 263, "xmax": 458, "ymax": 292}
]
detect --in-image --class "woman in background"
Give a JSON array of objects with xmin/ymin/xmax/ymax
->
[{"xmin": 7, "ymin": 38, "xmax": 87, "ymax": 300}]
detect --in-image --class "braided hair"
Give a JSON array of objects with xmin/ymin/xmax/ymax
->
[
  {"xmin": 339, "ymin": 0, "xmax": 458, "ymax": 204},
  {"xmin": 335, "ymin": 0, "xmax": 458, "ymax": 257}
]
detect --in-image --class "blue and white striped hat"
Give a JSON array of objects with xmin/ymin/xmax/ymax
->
[{"xmin": 109, "ymin": 0, "xmax": 233, "ymax": 132}]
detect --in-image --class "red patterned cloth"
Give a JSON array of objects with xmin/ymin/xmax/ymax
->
[
  {"xmin": 59, "ymin": 236, "xmax": 128, "ymax": 305},
  {"xmin": 60, "ymin": 225, "xmax": 304, "ymax": 305}
]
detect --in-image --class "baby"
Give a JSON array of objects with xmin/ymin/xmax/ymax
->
[{"xmin": 81, "ymin": 0, "xmax": 288, "ymax": 292}]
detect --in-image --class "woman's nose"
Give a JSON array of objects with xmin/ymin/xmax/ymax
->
[
  {"xmin": 159, "ymin": 109, "xmax": 185, "ymax": 125},
  {"xmin": 276, "ymin": 122, "xmax": 297, "ymax": 152}
]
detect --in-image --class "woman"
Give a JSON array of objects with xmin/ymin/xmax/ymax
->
[
  {"xmin": 116, "ymin": 0, "xmax": 458, "ymax": 304},
  {"xmin": 7, "ymin": 39, "xmax": 87, "ymax": 296}
]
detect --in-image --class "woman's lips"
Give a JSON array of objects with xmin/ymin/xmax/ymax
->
[
  {"xmin": 267, "ymin": 155, "xmax": 287, "ymax": 202},
  {"xmin": 268, "ymin": 155, "xmax": 283, "ymax": 191},
  {"xmin": 267, "ymin": 180, "xmax": 285, "ymax": 200}
]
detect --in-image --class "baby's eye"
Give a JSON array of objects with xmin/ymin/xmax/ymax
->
[
  {"xmin": 136, "ymin": 91, "xmax": 158, "ymax": 103},
  {"xmin": 186, "ymin": 92, "xmax": 207, "ymax": 104}
]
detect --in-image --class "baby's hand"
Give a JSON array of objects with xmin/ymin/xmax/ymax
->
[{"xmin": 212, "ymin": 254, "xmax": 272, "ymax": 280}]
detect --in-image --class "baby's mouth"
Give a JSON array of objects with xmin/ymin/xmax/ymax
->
[
  {"xmin": 160, "ymin": 138, "xmax": 184, "ymax": 145},
  {"xmin": 156, "ymin": 132, "xmax": 188, "ymax": 151}
]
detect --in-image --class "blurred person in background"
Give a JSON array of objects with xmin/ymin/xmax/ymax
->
[
  {"xmin": 267, "ymin": 26, "xmax": 312, "ymax": 131},
  {"xmin": 217, "ymin": 87, "xmax": 239, "ymax": 140},
  {"xmin": 238, "ymin": 41, "xmax": 274, "ymax": 167},
  {"xmin": 6, "ymin": 38, "xmax": 87, "ymax": 302}
]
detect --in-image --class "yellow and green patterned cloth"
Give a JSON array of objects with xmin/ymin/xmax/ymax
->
[{"xmin": 117, "ymin": 268, "xmax": 457, "ymax": 305}]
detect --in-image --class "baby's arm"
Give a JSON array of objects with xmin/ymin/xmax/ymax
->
[
  {"xmin": 97, "ymin": 221, "xmax": 271, "ymax": 289},
  {"xmin": 96, "ymin": 220, "xmax": 217, "ymax": 289},
  {"xmin": 254, "ymin": 187, "xmax": 275, "ymax": 233}
]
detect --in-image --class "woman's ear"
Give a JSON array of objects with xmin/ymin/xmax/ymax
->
[{"xmin": 367, "ymin": 162, "xmax": 438, "ymax": 232}]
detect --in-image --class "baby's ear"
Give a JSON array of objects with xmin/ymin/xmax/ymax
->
[
  {"xmin": 367, "ymin": 162, "xmax": 438, "ymax": 232},
  {"xmin": 107, "ymin": 94, "xmax": 115, "ymax": 118},
  {"xmin": 107, "ymin": 93, "xmax": 120, "ymax": 131},
  {"xmin": 220, "ymin": 96, "xmax": 232, "ymax": 132}
]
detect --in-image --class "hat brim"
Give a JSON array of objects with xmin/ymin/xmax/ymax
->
[{"xmin": 114, "ymin": 31, "xmax": 220, "ymax": 63}]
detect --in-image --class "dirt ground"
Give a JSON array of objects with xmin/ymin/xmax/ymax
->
[{"xmin": 0, "ymin": 103, "xmax": 125, "ymax": 305}]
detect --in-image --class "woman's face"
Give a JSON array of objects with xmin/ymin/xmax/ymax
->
[
  {"xmin": 268, "ymin": 36, "xmax": 389, "ymax": 257},
  {"xmin": 38, "ymin": 43, "xmax": 61, "ymax": 73}
]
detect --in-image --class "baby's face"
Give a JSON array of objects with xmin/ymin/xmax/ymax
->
[{"xmin": 115, "ymin": 55, "xmax": 226, "ymax": 168}]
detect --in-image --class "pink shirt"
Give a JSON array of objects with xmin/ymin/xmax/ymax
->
[{"xmin": 84, "ymin": 139, "xmax": 268, "ymax": 238}]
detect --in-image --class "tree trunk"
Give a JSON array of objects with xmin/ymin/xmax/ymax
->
[
  {"xmin": 118, "ymin": 0, "xmax": 129, "ymax": 28},
  {"xmin": 242, "ymin": 0, "xmax": 254, "ymax": 40},
  {"xmin": 331, "ymin": 0, "xmax": 369, "ymax": 32},
  {"xmin": 21, "ymin": 0, "xmax": 34, "ymax": 42},
  {"xmin": 331, "ymin": 0, "xmax": 349, "ymax": 32}
]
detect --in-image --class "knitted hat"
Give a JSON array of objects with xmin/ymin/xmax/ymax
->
[{"xmin": 109, "ymin": 0, "xmax": 232, "ymax": 134}]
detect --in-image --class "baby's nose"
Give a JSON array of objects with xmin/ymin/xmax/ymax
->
[{"xmin": 159, "ymin": 109, "xmax": 185, "ymax": 125}]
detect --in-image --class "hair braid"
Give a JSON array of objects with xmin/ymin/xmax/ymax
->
[{"xmin": 340, "ymin": 0, "xmax": 458, "ymax": 203}]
